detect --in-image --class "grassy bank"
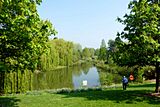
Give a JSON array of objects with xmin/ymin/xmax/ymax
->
[{"xmin": 0, "ymin": 82, "xmax": 160, "ymax": 107}]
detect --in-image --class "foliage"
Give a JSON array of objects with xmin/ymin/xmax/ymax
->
[
  {"xmin": 106, "ymin": 39, "xmax": 117, "ymax": 64},
  {"xmin": 82, "ymin": 48, "xmax": 91, "ymax": 59},
  {"xmin": 95, "ymin": 48, "xmax": 100, "ymax": 57},
  {"xmin": 4, "ymin": 70, "xmax": 33, "ymax": 94},
  {"xmin": 116, "ymin": 0, "xmax": 160, "ymax": 66},
  {"xmin": 99, "ymin": 71, "xmax": 122, "ymax": 85},
  {"xmin": 39, "ymin": 38, "xmax": 97, "ymax": 71},
  {"xmin": 116, "ymin": 0, "xmax": 160, "ymax": 92},
  {"xmin": 40, "ymin": 39, "xmax": 74, "ymax": 71},
  {"xmin": 0, "ymin": 0, "xmax": 56, "ymax": 94},
  {"xmin": 0, "ymin": 0, "xmax": 56, "ymax": 72},
  {"xmin": 140, "ymin": 66, "xmax": 155, "ymax": 80},
  {"xmin": 98, "ymin": 39, "xmax": 107, "ymax": 60},
  {"xmin": 73, "ymin": 43, "xmax": 82, "ymax": 62}
]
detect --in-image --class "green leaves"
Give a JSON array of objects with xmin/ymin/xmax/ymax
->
[
  {"xmin": 115, "ymin": 0, "xmax": 160, "ymax": 66},
  {"xmin": 0, "ymin": 0, "xmax": 57, "ymax": 72},
  {"xmin": 98, "ymin": 39, "xmax": 107, "ymax": 61}
]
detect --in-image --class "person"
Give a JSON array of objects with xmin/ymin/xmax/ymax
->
[{"xmin": 122, "ymin": 76, "xmax": 128, "ymax": 90}]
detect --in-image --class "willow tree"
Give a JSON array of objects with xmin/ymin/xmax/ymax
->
[
  {"xmin": 0, "ymin": 0, "xmax": 56, "ymax": 93},
  {"xmin": 116, "ymin": 0, "xmax": 160, "ymax": 92}
]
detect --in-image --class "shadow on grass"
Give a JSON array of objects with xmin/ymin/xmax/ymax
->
[
  {"xmin": 0, "ymin": 97, "xmax": 20, "ymax": 107},
  {"xmin": 58, "ymin": 87, "xmax": 160, "ymax": 105}
]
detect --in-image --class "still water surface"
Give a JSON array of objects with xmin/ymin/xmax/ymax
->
[
  {"xmin": 33, "ymin": 63, "xmax": 101, "ymax": 90},
  {"xmin": 73, "ymin": 66, "xmax": 100, "ymax": 89}
]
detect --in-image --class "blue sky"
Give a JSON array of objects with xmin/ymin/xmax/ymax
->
[{"xmin": 38, "ymin": 0, "xmax": 131, "ymax": 49}]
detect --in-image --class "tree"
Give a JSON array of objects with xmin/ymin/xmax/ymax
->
[
  {"xmin": 107, "ymin": 39, "xmax": 117, "ymax": 64},
  {"xmin": 116, "ymin": 0, "xmax": 160, "ymax": 92},
  {"xmin": 0, "ymin": 0, "xmax": 56, "ymax": 93},
  {"xmin": 95, "ymin": 48, "xmax": 100, "ymax": 57},
  {"xmin": 82, "ymin": 48, "xmax": 91, "ymax": 59},
  {"xmin": 108, "ymin": 40, "xmax": 116, "ymax": 53},
  {"xmin": 73, "ymin": 43, "xmax": 82, "ymax": 62},
  {"xmin": 89, "ymin": 48, "xmax": 95, "ymax": 58},
  {"xmin": 98, "ymin": 39, "xmax": 107, "ymax": 60},
  {"xmin": 100, "ymin": 39, "xmax": 107, "ymax": 48}
]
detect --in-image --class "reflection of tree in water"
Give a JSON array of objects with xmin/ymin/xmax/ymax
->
[
  {"xmin": 71, "ymin": 63, "xmax": 93, "ymax": 76},
  {"xmin": 69, "ymin": 66, "xmax": 82, "ymax": 76},
  {"xmin": 81, "ymin": 63, "xmax": 93, "ymax": 75},
  {"xmin": 33, "ymin": 63, "xmax": 94, "ymax": 90},
  {"xmin": 33, "ymin": 68, "xmax": 73, "ymax": 90}
]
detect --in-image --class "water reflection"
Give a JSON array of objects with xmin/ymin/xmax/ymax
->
[
  {"xmin": 33, "ymin": 68, "xmax": 73, "ymax": 90},
  {"xmin": 2, "ymin": 63, "xmax": 122, "ymax": 93},
  {"xmin": 33, "ymin": 63, "xmax": 101, "ymax": 90},
  {"xmin": 73, "ymin": 67, "xmax": 101, "ymax": 89},
  {"xmin": 33, "ymin": 63, "xmax": 122, "ymax": 90}
]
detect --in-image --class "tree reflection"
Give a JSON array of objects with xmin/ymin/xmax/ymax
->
[{"xmin": 33, "ymin": 68, "xmax": 73, "ymax": 90}]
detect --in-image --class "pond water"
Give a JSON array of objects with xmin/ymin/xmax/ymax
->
[
  {"xmin": 32, "ymin": 63, "xmax": 122, "ymax": 90},
  {"xmin": 72, "ymin": 66, "xmax": 101, "ymax": 89}
]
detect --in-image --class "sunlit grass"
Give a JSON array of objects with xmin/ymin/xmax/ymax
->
[{"xmin": 0, "ymin": 83, "xmax": 160, "ymax": 107}]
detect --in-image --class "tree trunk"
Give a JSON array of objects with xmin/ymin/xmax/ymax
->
[
  {"xmin": 155, "ymin": 62, "xmax": 160, "ymax": 93},
  {"xmin": 29, "ymin": 71, "xmax": 32, "ymax": 91},
  {"xmin": 0, "ymin": 72, "xmax": 5, "ymax": 95},
  {"xmin": 16, "ymin": 71, "xmax": 19, "ymax": 93}
]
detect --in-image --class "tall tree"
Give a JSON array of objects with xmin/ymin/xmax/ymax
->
[
  {"xmin": 89, "ymin": 48, "xmax": 95, "ymax": 58},
  {"xmin": 0, "ymin": 0, "xmax": 56, "ymax": 93},
  {"xmin": 98, "ymin": 39, "xmax": 107, "ymax": 61},
  {"xmin": 107, "ymin": 39, "xmax": 117, "ymax": 64},
  {"xmin": 116, "ymin": 0, "xmax": 160, "ymax": 92},
  {"xmin": 73, "ymin": 43, "xmax": 82, "ymax": 62},
  {"xmin": 82, "ymin": 48, "xmax": 91, "ymax": 59},
  {"xmin": 95, "ymin": 48, "xmax": 100, "ymax": 57}
]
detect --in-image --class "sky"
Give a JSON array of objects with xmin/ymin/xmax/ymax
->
[{"xmin": 38, "ymin": 0, "xmax": 131, "ymax": 49}]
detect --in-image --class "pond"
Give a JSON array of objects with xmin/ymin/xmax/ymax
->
[
  {"xmin": 72, "ymin": 66, "xmax": 100, "ymax": 89},
  {"xmin": 33, "ymin": 63, "xmax": 122, "ymax": 90}
]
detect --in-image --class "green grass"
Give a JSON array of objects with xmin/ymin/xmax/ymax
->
[{"xmin": 0, "ymin": 83, "xmax": 160, "ymax": 107}]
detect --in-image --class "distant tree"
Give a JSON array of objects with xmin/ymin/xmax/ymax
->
[
  {"xmin": 40, "ymin": 39, "xmax": 85, "ymax": 70},
  {"xmin": 89, "ymin": 48, "xmax": 95, "ymax": 58},
  {"xmin": 95, "ymin": 49, "xmax": 100, "ymax": 57},
  {"xmin": 107, "ymin": 39, "xmax": 117, "ymax": 64},
  {"xmin": 108, "ymin": 40, "xmax": 116, "ymax": 53},
  {"xmin": 98, "ymin": 39, "xmax": 107, "ymax": 60},
  {"xmin": 100, "ymin": 39, "xmax": 107, "ymax": 48},
  {"xmin": 116, "ymin": 0, "xmax": 160, "ymax": 92},
  {"xmin": 73, "ymin": 43, "xmax": 82, "ymax": 62},
  {"xmin": 82, "ymin": 48, "xmax": 91, "ymax": 59}
]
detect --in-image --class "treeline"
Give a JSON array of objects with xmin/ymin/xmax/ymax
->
[
  {"xmin": 96, "ymin": 39, "xmax": 117, "ymax": 64},
  {"xmin": 1, "ymin": 37, "xmax": 99, "ymax": 94},
  {"xmin": 39, "ymin": 38, "xmax": 96, "ymax": 71},
  {"xmin": 96, "ymin": 38, "xmax": 155, "ymax": 83}
]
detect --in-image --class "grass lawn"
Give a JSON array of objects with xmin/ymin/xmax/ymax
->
[{"xmin": 0, "ymin": 82, "xmax": 160, "ymax": 107}]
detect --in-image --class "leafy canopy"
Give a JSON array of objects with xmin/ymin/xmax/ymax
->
[
  {"xmin": 0, "ymin": 0, "xmax": 57, "ymax": 72},
  {"xmin": 116, "ymin": 0, "xmax": 160, "ymax": 66}
]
